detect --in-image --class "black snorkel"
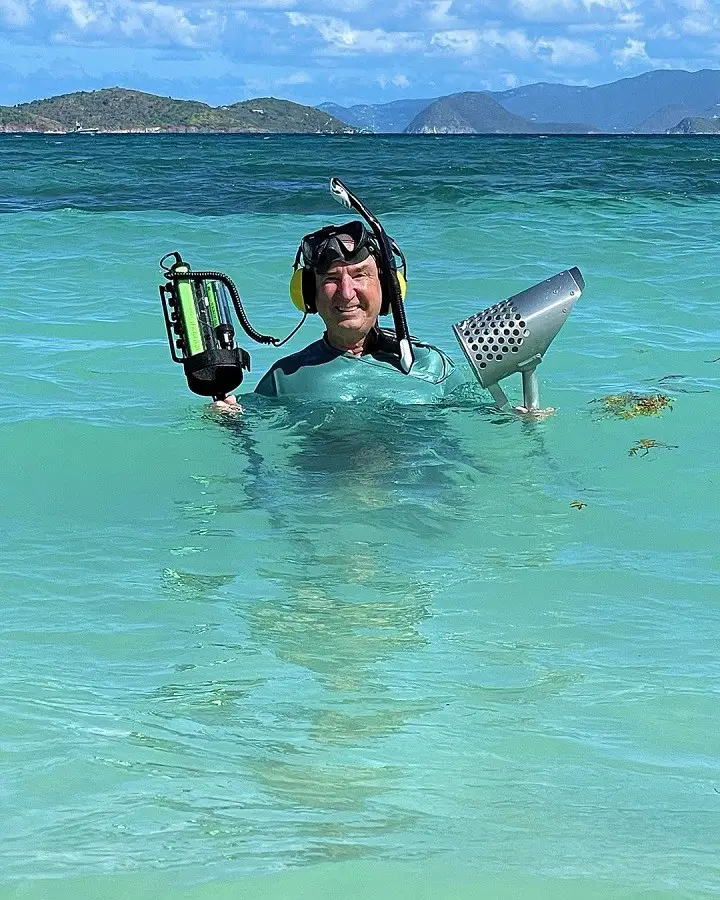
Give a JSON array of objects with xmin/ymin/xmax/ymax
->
[{"xmin": 329, "ymin": 177, "xmax": 415, "ymax": 374}]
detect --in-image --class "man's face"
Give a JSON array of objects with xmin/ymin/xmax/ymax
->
[{"xmin": 314, "ymin": 254, "xmax": 383, "ymax": 347}]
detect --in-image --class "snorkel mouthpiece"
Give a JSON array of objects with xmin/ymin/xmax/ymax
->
[{"xmin": 453, "ymin": 268, "xmax": 584, "ymax": 411}]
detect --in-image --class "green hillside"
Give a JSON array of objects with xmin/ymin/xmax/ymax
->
[
  {"xmin": 667, "ymin": 116, "xmax": 720, "ymax": 134},
  {"xmin": 225, "ymin": 97, "xmax": 353, "ymax": 131},
  {"xmin": 405, "ymin": 91, "xmax": 595, "ymax": 134},
  {"xmin": 0, "ymin": 88, "xmax": 355, "ymax": 134}
]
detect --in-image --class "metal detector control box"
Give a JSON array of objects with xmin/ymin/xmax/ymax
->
[{"xmin": 452, "ymin": 267, "xmax": 584, "ymax": 410}]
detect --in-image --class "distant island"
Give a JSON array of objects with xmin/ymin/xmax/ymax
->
[
  {"xmin": 0, "ymin": 88, "xmax": 356, "ymax": 134},
  {"xmin": 323, "ymin": 69, "xmax": 720, "ymax": 135},
  {"xmin": 2, "ymin": 70, "xmax": 720, "ymax": 135},
  {"xmin": 402, "ymin": 92, "xmax": 594, "ymax": 135}
]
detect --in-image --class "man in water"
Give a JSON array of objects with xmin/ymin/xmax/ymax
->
[{"xmin": 217, "ymin": 221, "xmax": 464, "ymax": 408}]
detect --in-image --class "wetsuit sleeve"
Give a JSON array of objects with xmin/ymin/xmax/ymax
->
[
  {"xmin": 254, "ymin": 366, "xmax": 279, "ymax": 397},
  {"xmin": 440, "ymin": 355, "xmax": 469, "ymax": 396}
]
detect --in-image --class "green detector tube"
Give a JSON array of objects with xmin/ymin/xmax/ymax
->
[
  {"xmin": 205, "ymin": 281, "xmax": 222, "ymax": 329},
  {"xmin": 174, "ymin": 267, "xmax": 205, "ymax": 357}
]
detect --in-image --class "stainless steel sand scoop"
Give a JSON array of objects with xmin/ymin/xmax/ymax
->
[{"xmin": 452, "ymin": 267, "xmax": 584, "ymax": 410}]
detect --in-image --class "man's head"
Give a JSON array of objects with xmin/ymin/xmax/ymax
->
[
  {"xmin": 314, "ymin": 251, "xmax": 383, "ymax": 350},
  {"xmin": 294, "ymin": 221, "xmax": 383, "ymax": 351}
]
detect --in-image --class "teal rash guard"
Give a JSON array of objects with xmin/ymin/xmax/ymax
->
[{"xmin": 254, "ymin": 335, "xmax": 467, "ymax": 403}]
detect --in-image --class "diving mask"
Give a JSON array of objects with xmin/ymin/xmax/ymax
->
[{"xmin": 298, "ymin": 220, "xmax": 379, "ymax": 273}]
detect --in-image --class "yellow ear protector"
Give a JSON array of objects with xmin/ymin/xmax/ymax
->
[
  {"xmin": 289, "ymin": 265, "xmax": 314, "ymax": 313},
  {"xmin": 289, "ymin": 223, "xmax": 407, "ymax": 315}
]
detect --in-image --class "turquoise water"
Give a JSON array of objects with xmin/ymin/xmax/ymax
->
[{"xmin": 2, "ymin": 135, "xmax": 719, "ymax": 899}]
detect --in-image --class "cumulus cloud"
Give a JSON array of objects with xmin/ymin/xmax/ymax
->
[
  {"xmin": 678, "ymin": 0, "xmax": 719, "ymax": 38},
  {"xmin": 479, "ymin": 26, "xmax": 535, "ymax": 58},
  {"xmin": 276, "ymin": 69, "xmax": 311, "ymax": 84},
  {"xmin": 233, "ymin": 0, "xmax": 296, "ymax": 7},
  {"xmin": 537, "ymin": 35, "xmax": 599, "ymax": 64},
  {"xmin": 287, "ymin": 11, "xmax": 423, "ymax": 54},
  {"xmin": 431, "ymin": 23, "xmax": 597, "ymax": 66},
  {"xmin": 511, "ymin": 0, "xmax": 635, "ymax": 19},
  {"xmin": 46, "ymin": 0, "xmax": 224, "ymax": 47},
  {"xmin": 0, "ymin": 0, "xmax": 32, "ymax": 26},
  {"xmin": 612, "ymin": 36, "xmax": 650, "ymax": 65},
  {"xmin": 431, "ymin": 28, "xmax": 478, "ymax": 54},
  {"xmin": 376, "ymin": 72, "xmax": 410, "ymax": 87},
  {"xmin": 426, "ymin": 0, "xmax": 455, "ymax": 25}
]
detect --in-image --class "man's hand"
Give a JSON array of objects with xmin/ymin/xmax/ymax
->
[
  {"xmin": 211, "ymin": 394, "xmax": 242, "ymax": 413},
  {"xmin": 514, "ymin": 405, "xmax": 556, "ymax": 420}
]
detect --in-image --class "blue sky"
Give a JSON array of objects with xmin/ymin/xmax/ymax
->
[{"xmin": 1, "ymin": 0, "xmax": 718, "ymax": 106}]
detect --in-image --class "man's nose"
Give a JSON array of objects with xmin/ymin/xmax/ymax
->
[{"xmin": 340, "ymin": 272, "xmax": 356, "ymax": 300}]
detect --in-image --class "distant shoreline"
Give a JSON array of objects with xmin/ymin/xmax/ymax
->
[
  {"xmin": 5, "ymin": 79, "xmax": 719, "ymax": 135},
  {"xmin": 0, "ymin": 130, "xmax": 715, "ymax": 137}
]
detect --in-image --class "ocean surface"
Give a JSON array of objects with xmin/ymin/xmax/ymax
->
[{"xmin": 2, "ymin": 135, "xmax": 719, "ymax": 899}]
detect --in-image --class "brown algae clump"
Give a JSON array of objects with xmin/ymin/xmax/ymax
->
[{"xmin": 592, "ymin": 392, "xmax": 674, "ymax": 419}]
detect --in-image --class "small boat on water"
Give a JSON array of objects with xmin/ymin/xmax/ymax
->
[{"xmin": 72, "ymin": 121, "xmax": 99, "ymax": 135}]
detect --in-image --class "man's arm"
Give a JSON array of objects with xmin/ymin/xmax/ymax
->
[{"xmin": 253, "ymin": 366, "xmax": 280, "ymax": 397}]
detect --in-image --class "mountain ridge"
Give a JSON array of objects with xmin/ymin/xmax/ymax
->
[
  {"xmin": 318, "ymin": 98, "xmax": 437, "ymax": 133},
  {"xmin": 0, "ymin": 88, "xmax": 356, "ymax": 134},
  {"xmin": 487, "ymin": 69, "xmax": 720, "ymax": 131},
  {"xmin": 2, "ymin": 70, "xmax": 719, "ymax": 136},
  {"xmin": 319, "ymin": 69, "xmax": 720, "ymax": 134}
]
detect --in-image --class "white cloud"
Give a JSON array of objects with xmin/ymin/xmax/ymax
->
[
  {"xmin": 480, "ymin": 27, "xmax": 535, "ymax": 58},
  {"xmin": 347, "ymin": 27, "xmax": 423, "ymax": 53},
  {"xmin": 233, "ymin": 0, "xmax": 296, "ymax": 7},
  {"xmin": 47, "ymin": 0, "xmax": 97, "ymax": 29},
  {"xmin": 287, "ymin": 13, "xmax": 354, "ymax": 45},
  {"xmin": 512, "ymin": 0, "xmax": 635, "ymax": 18},
  {"xmin": 649, "ymin": 22, "xmax": 677, "ymax": 38},
  {"xmin": 276, "ymin": 69, "xmax": 311, "ymax": 84},
  {"xmin": 426, "ymin": 0, "xmax": 455, "ymax": 25},
  {"xmin": 616, "ymin": 10, "xmax": 642, "ymax": 28},
  {"xmin": 0, "ymin": 0, "xmax": 32, "ymax": 26},
  {"xmin": 377, "ymin": 72, "xmax": 410, "ymax": 88},
  {"xmin": 377, "ymin": 72, "xmax": 408, "ymax": 88},
  {"xmin": 537, "ymin": 35, "xmax": 599, "ymax": 64},
  {"xmin": 287, "ymin": 12, "xmax": 422, "ymax": 54},
  {"xmin": 612, "ymin": 36, "xmax": 650, "ymax": 66},
  {"xmin": 672, "ymin": 0, "xmax": 719, "ymax": 33},
  {"xmin": 431, "ymin": 28, "xmax": 478, "ymax": 54},
  {"xmin": 48, "ymin": 0, "xmax": 224, "ymax": 47},
  {"xmin": 680, "ymin": 13, "xmax": 718, "ymax": 35},
  {"xmin": 432, "ymin": 23, "xmax": 597, "ymax": 66}
]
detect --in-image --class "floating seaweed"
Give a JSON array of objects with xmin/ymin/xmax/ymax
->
[
  {"xmin": 628, "ymin": 439, "xmax": 678, "ymax": 458},
  {"xmin": 656, "ymin": 374, "xmax": 710, "ymax": 394},
  {"xmin": 591, "ymin": 392, "xmax": 674, "ymax": 419}
]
